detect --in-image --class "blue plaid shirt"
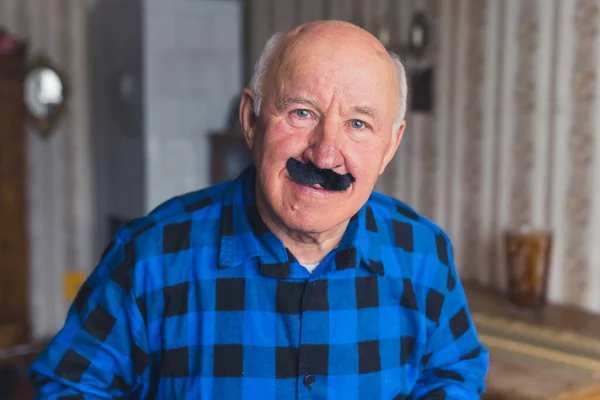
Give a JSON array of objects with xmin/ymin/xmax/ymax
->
[{"xmin": 29, "ymin": 165, "xmax": 488, "ymax": 399}]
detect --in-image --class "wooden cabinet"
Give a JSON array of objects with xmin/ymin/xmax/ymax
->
[{"xmin": 0, "ymin": 46, "xmax": 30, "ymax": 347}]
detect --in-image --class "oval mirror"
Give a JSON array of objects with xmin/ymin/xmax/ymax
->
[{"xmin": 23, "ymin": 55, "xmax": 67, "ymax": 136}]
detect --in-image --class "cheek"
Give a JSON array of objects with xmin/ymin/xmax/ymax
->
[
  {"xmin": 261, "ymin": 119, "xmax": 309, "ymax": 161},
  {"xmin": 255, "ymin": 120, "xmax": 309, "ymax": 191},
  {"xmin": 345, "ymin": 142, "xmax": 387, "ymax": 179}
]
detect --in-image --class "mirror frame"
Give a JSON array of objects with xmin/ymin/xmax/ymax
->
[{"xmin": 24, "ymin": 54, "xmax": 68, "ymax": 137}]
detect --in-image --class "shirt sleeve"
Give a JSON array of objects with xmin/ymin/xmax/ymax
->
[
  {"xmin": 410, "ymin": 240, "xmax": 489, "ymax": 399},
  {"xmin": 28, "ymin": 238, "xmax": 153, "ymax": 399}
]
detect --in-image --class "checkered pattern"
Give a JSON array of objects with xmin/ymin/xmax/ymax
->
[{"xmin": 28, "ymin": 165, "xmax": 488, "ymax": 399}]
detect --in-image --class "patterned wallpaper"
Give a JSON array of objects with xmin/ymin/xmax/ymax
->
[
  {"xmin": 0, "ymin": 0, "xmax": 95, "ymax": 338},
  {"xmin": 510, "ymin": 0, "xmax": 537, "ymax": 229},
  {"xmin": 246, "ymin": 0, "xmax": 600, "ymax": 312},
  {"xmin": 417, "ymin": 0, "xmax": 441, "ymax": 221},
  {"xmin": 418, "ymin": 0, "xmax": 600, "ymax": 312},
  {"xmin": 564, "ymin": 0, "xmax": 598, "ymax": 305},
  {"xmin": 460, "ymin": 0, "xmax": 487, "ymax": 280}
]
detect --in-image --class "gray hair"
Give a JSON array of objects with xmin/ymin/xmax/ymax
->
[{"xmin": 248, "ymin": 32, "xmax": 408, "ymax": 136}]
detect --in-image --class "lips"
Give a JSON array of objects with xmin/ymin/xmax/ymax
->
[{"xmin": 303, "ymin": 183, "xmax": 327, "ymax": 190}]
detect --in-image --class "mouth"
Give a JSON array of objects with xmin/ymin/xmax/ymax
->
[
  {"xmin": 304, "ymin": 183, "xmax": 328, "ymax": 191},
  {"xmin": 289, "ymin": 176, "xmax": 329, "ymax": 191}
]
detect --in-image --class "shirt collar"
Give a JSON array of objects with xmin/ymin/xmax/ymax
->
[{"xmin": 217, "ymin": 165, "xmax": 384, "ymax": 277}]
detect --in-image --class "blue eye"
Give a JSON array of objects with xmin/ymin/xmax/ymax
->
[
  {"xmin": 295, "ymin": 109, "xmax": 310, "ymax": 118},
  {"xmin": 351, "ymin": 120, "xmax": 365, "ymax": 129}
]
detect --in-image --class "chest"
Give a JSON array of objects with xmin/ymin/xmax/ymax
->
[{"xmin": 142, "ymin": 276, "xmax": 428, "ymax": 399}]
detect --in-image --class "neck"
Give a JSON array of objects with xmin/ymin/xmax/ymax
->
[{"xmin": 254, "ymin": 184, "xmax": 348, "ymax": 265}]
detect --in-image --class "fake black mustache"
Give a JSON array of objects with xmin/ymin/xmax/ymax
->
[{"xmin": 286, "ymin": 158, "xmax": 355, "ymax": 191}]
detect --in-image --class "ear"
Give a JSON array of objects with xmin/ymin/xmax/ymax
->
[
  {"xmin": 239, "ymin": 88, "xmax": 258, "ymax": 149},
  {"xmin": 379, "ymin": 120, "xmax": 406, "ymax": 175}
]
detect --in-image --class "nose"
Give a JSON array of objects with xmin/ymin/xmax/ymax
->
[{"xmin": 303, "ymin": 121, "xmax": 344, "ymax": 171}]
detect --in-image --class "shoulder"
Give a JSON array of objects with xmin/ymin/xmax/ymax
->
[
  {"xmin": 366, "ymin": 191, "xmax": 454, "ymax": 273},
  {"xmin": 86, "ymin": 181, "xmax": 232, "ymax": 299},
  {"xmin": 367, "ymin": 191, "xmax": 453, "ymax": 251},
  {"xmin": 104, "ymin": 180, "xmax": 232, "ymax": 264}
]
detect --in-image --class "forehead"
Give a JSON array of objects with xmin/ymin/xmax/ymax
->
[{"xmin": 271, "ymin": 40, "xmax": 399, "ymax": 118}]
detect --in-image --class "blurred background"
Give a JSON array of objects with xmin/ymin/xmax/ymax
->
[{"xmin": 1, "ymin": 0, "xmax": 600, "ymax": 399}]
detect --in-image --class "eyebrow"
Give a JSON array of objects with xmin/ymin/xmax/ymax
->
[
  {"xmin": 275, "ymin": 96, "xmax": 318, "ymax": 110},
  {"xmin": 351, "ymin": 105, "xmax": 378, "ymax": 120}
]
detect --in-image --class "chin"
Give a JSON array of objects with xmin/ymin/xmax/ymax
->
[
  {"xmin": 281, "ymin": 212, "xmax": 337, "ymax": 234},
  {"xmin": 281, "ymin": 204, "xmax": 352, "ymax": 233}
]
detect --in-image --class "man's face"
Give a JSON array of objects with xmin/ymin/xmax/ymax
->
[{"xmin": 241, "ymin": 27, "xmax": 405, "ymax": 234}]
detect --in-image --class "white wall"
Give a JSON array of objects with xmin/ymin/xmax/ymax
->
[
  {"xmin": 144, "ymin": 0, "xmax": 243, "ymax": 211},
  {"xmin": 89, "ymin": 0, "xmax": 146, "ymax": 253}
]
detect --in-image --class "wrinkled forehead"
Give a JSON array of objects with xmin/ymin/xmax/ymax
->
[{"xmin": 266, "ymin": 35, "xmax": 399, "ymax": 120}]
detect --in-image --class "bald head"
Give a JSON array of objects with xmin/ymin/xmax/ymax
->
[
  {"xmin": 281, "ymin": 20, "xmax": 391, "ymax": 66},
  {"xmin": 248, "ymin": 21, "xmax": 408, "ymax": 133}
]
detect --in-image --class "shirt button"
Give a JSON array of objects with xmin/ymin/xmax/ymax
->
[{"xmin": 303, "ymin": 374, "xmax": 315, "ymax": 388}]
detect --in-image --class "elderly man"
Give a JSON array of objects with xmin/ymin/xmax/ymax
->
[{"xmin": 29, "ymin": 21, "xmax": 488, "ymax": 399}]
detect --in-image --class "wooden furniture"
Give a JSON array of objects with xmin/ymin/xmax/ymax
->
[
  {"xmin": 0, "ymin": 341, "xmax": 47, "ymax": 399},
  {"xmin": 465, "ymin": 284, "xmax": 600, "ymax": 400},
  {"xmin": 0, "ymin": 44, "xmax": 30, "ymax": 348}
]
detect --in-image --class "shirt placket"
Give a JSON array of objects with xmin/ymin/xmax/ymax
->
[{"xmin": 296, "ymin": 277, "xmax": 329, "ymax": 399}]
